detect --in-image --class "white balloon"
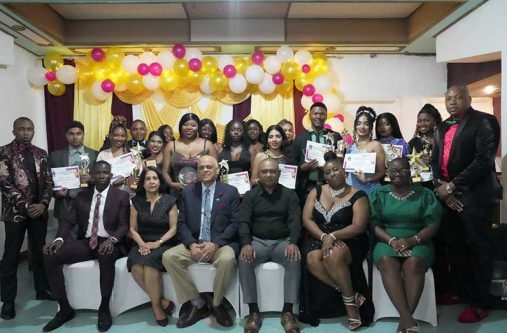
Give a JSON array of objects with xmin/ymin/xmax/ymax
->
[
  {"xmin": 92, "ymin": 81, "xmax": 108, "ymax": 101},
  {"xmin": 294, "ymin": 49, "xmax": 312, "ymax": 65},
  {"xmin": 314, "ymin": 75, "xmax": 333, "ymax": 93},
  {"xmin": 184, "ymin": 48, "xmax": 203, "ymax": 61},
  {"xmin": 245, "ymin": 65, "xmax": 264, "ymax": 84},
  {"xmin": 26, "ymin": 66, "xmax": 47, "ymax": 87},
  {"xmin": 157, "ymin": 50, "xmax": 176, "ymax": 69},
  {"xmin": 301, "ymin": 95, "xmax": 313, "ymax": 110},
  {"xmin": 276, "ymin": 45, "xmax": 294, "ymax": 62},
  {"xmin": 122, "ymin": 55, "xmax": 140, "ymax": 74},
  {"xmin": 139, "ymin": 52, "xmax": 157, "ymax": 65},
  {"xmin": 264, "ymin": 55, "xmax": 281, "ymax": 75},
  {"xmin": 200, "ymin": 76, "xmax": 215, "ymax": 95},
  {"xmin": 218, "ymin": 55, "xmax": 234, "ymax": 71},
  {"xmin": 142, "ymin": 74, "xmax": 160, "ymax": 90},
  {"xmin": 56, "ymin": 65, "xmax": 77, "ymax": 85},
  {"xmin": 229, "ymin": 74, "xmax": 247, "ymax": 94},
  {"xmin": 323, "ymin": 93, "xmax": 341, "ymax": 113},
  {"xmin": 259, "ymin": 74, "xmax": 276, "ymax": 95}
]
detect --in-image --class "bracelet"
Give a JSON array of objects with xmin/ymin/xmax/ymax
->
[
  {"xmin": 320, "ymin": 233, "xmax": 327, "ymax": 241},
  {"xmin": 413, "ymin": 235, "xmax": 421, "ymax": 244},
  {"xmin": 328, "ymin": 233, "xmax": 337, "ymax": 241},
  {"xmin": 387, "ymin": 237, "xmax": 397, "ymax": 246}
]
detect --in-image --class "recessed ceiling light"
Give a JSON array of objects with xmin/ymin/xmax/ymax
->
[
  {"xmin": 11, "ymin": 25, "xmax": 25, "ymax": 32},
  {"xmin": 484, "ymin": 85, "xmax": 496, "ymax": 94}
]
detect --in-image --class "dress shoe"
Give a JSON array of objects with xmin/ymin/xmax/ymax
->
[
  {"xmin": 281, "ymin": 312, "xmax": 300, "ymax": 333},
  {"xmin": 42, "ymin": 309, "xmax": 75, "ymax": 332},
  {"xmin": 0, "ymin": 301, "xmax": 15, "ymax": 320},
  {"xmin": 36, "ymin": 290, "xmax": 55, "ymax": 301},
  {"xmin": 176, "ymin": 305, "xmax": 209, "ymax": 328},
  {"xmin": 244, "ymin": 312, "xmax": 262, "ymax": 333},
  {"xmin": 97, "ymin": 308, "xmax": 112, "ymax": 332},
  {"xmin": 210, "ymin": 303, "xmax": 233, "ymax": 327},
  {"xmin": 156, "ymin": 316, "xmax": 169, "ymax": 327},
  {"xmin": 458, "ymin": 306, "xmax": 489, "ymax": 323}
]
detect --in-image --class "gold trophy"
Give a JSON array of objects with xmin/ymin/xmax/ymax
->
[
  {"xmin": 129, "ymin": 147, "xmax": 144, "ymax": 189},
  {"xmin": 79, "ymin": 153, "xmax": 90, "ymax": 188},
  {"xmin": 218, "ymin": 159, "xmax": 230, "ymax": 182},
  {"xmin": 407, "ymin": 148, "xmax": 424, "ymax": 182}
]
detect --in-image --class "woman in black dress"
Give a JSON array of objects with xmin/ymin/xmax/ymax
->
[
  {"xmin": 300, "ymin": 152, "xmax": 373, "ymax": 330},
  {"xmin": 128, "ymin": 166, "xmax": 179, "ymax": 326},
  {"xmin": 219, "ymin": 119, "xmax": 254, "ymax": 175}
]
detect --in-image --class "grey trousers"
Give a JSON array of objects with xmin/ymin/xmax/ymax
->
[{"xmin": 239, "ymin": 237, "xmax": 301, "ymax": 304}]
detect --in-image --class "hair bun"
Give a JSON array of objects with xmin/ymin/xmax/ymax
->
[{"xmin": 355, "ymin": 106, "xmax": 376, "ymax": 121}]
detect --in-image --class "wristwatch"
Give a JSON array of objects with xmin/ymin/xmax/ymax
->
[{"xmin": 445, "ymin": 184, "xmax": 453, "ymax": 194}]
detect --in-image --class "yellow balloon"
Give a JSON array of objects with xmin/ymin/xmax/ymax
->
[
  {"xmin": 188, "ymin": 71, "xmax": 204, "ymax": 87},
  {"xmin": 281, "ymin": 61, "xmax": 299, "ymax": 81},
  {"xmin": 173, "ymin": 59, "xmax": 189, "ymax": 76},
  {"xmin": 44, "ymin": 51, "xmax": 64, "ymax": 72},
  {"xmin": 47, "ymin": 81, "xmax": 66, "ymax": 96},
  {"xmin": 313, "ymin": 52, "xmax": 327, "ymax": 61},
  {"xmin": 160, "ymin": 70, "xmax": 179, "ymax": 92},
  {"xmin": 311, "ymin": 58, "xmax": 328, "ymax": 76},
  {"xmin": 234, "ymin": 57, "xmax": 248, "ymax": 74},
  {"xmin": 92, "ymin": 63, "xmax": 109, "ymax": 81},
  {"xmin": 109, "ymin": 69, "xmax": 129, "ymax": 91},
  {"xmin": 247, "ymin": 83, "xmax": 259, "ymax": 94},
  {"xmin": 78, "ymin": 62, "xmax": 95, "ymax": 87},
  {"xmin": 201, "ymin": 56, "xmax": 217, "ymax": 74},
  {"xmin": 127, "ymin": 74, "xmax": 144, "ymax": 94},
  {"xmin": 277, "ymin": 81, "xmax": 293, "ymax": 95},
  {"xmin": 209, "ymin": 72, "xmax": 228, "ymax": 92},
  {"xmin": 105, "ymin": 47, "xmax": 125, "ymax": 66},
  {"xmin": 295, "ymin": 74, "xmax": 311, "ymax": 91}
]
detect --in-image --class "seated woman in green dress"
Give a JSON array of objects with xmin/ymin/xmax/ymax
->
[{"xmin": 370, "ymin": 157, "xmax": 442, "ymax": 333}]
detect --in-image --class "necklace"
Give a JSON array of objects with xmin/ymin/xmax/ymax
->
[
  {"xmin": 329, "ymin": 186, "xmax": 347, "ymax": 197},
  {"xmin": 389, "ymin": 190, "xmax": 415, "ymax": 200}
]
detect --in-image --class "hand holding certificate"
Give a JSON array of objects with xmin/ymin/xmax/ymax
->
[
  {"xmin": 110, "ymin": 152, "xmax": 136, "ymax": 180},
  {"xmin": 224, "ymin": 171, "xmax": 251, "ymax": 195},
  {"xmin": 52, "ymin": 166, "xmax": 81, "ymax": 190},
  {"xmin": 343, "ymin": 153, "xmax": 376, "ymax": 174},
  {"xmin": 305, "ymin": 141, "xmax": 333, "ymax": 167},
  {"xmin": 278, "ymin": 164, "xmax": 298, "ymax": 189}
]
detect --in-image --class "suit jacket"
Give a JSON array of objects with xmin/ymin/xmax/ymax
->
[
  {"xmin": 0, "ymin": 140, "xmax": 53, "ymax": 223},
  {"xmin": 56, "ymin": 186, "xmax": 130, "ymax": 242},
  {"xmin": 431, "ymin": 107, "xmax": 501, "ymax": 205},
  {"xmin": 50, "ymin": 146, "xmax": 98, "ymax": 220},
  {"xmin": 178, "ymin": 181, "xmax": 241, "ymax": 254}
]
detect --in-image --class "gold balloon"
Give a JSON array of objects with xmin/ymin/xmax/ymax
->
[
  {"xmin": 92, "ymin": 63, "xmax": 109, "ymax": 81},
  {"xmin": 109, "ymin": 69, "xmax": 129, "ymax": 92},
  {"xmin": 44, "ymin": 51, "xmax": 64, "ymax": 72},
  {"xmin": 159, "ymin": 70, "xmax": 179, "ymax": 92},
  {"xmin": 201, "ymin": 56, "xmax": 217, "ymax": 74},
  {"xmin": 209, "ymin": 72, "xmax": 228, "ymax": 92},
  {"xmin": 281, "ymin": 61, "xmax": 299, "ymax": 81},
  {"xmin": 105, "ymin": 47, "xmax": 125, "ymax": 66},
  {"xmin": 295, "ymin": 73, "xmax": 311, "ymax": 91},
  {"xmin": 188, "ymin": 71, "xmax": 204, "ymax": 87},
  {"xmin": 173, "ymin": 59, "xmax": 189, "ymax": 76},
  {"xmin": 234, "ymin": 57, "xmax": 249, "ymax": 74},
  {"xmin": 127, "ymin": 74, "xmax": 144, "ymax": 94},
  {"xmin": 312, "ymin": 58, "xmax": 328, "ymax": 76},
  {"xmin": 313, "ymin": 52, "xmax": 327, "ymax": 61},
  {"xmin": 247, "ymin": 83, "xmax": 259, "ymax": 94},
  {"xmin": 47, "ymin": 81, "xmax": 66, "ymax": 96},
  {"xmin": 277, "ymin": 81, "xmax": 293, "ymax": 95},
  {"xmin": 78, "ymin": 62, "xmax": 95, "ymax": 87}
]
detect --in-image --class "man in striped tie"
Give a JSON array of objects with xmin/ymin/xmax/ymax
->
[{"xmin": 41, "ymin": 161, "xmax": 130, "ymax": 332}]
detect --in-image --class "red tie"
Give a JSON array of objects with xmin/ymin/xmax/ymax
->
[{"xmin": 89, "ymin": 193, "xmax": 102, "ymax": 249}]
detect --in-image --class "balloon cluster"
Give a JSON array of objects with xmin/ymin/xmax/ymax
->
[{"xmin": 27, "ymin": 45, "xmax": 341, "ymax": 112}]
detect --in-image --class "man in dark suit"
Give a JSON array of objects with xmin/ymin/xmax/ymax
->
[
  {"xmin": 431, "ymin": 85, "xmax": 501, "ymax": 323},
  {"xmin": 290, "ymin": 102, "xmax": 342, "ymax": 205},
  {"xmin": 127, "ymin": 119, "xmax": 148, "ymax": 150},
  {"xmin": 162, "ymin": 155, "xmax": 240, "ymax": 328},
  {"xmin": 41, "ymin": 161, "xmax": 130, "ymax": 332},
  {"xmin": 50, "ymin": 121, "xmax": 98, "ymax": 233},
  {"xmin": 0, "ymin": 117, "xmax": 54, "ymax": 320}
]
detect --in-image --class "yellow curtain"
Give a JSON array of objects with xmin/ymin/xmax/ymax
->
[{"xmin": 247, "ymin": 92, "xmax": 294, "ymax": 129}]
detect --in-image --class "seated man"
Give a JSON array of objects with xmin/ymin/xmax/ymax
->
[
  {"xmin": 239, "ymin": 158, "xmax": 302, "ymax": 333},
  {"xmin": 42, "ymin": 161, "xmax": 130, "ymax": 332},
  {"xmin": 162, "ymin": 155, "xmax": 240, "ymax": 328}
]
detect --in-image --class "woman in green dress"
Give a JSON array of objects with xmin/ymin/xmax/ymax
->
[{"xmin": 370, "ymin": 157, "xmax": 442, "ymax": 333}]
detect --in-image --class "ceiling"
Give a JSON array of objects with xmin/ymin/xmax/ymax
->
[{"xmin": 0, "ymin": 0, "xmax": 488, "ymax": 57}]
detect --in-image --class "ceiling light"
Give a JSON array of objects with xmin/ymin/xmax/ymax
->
[
  {"xmin": 11, "ymin": 25, "xmax": 25, "ymax": 32},
  {"xmin": 484, "ymin": 85, "xmax": 496, "ymax": 94}
]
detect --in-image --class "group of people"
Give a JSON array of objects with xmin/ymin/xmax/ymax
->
[{"xmin": 0, "ymin": 85, "xmax": 501, "ymax": 333}]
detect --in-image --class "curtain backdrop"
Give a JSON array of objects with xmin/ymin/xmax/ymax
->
[
  {"xmin": 246, "ymin": 92, "xmax": 294, "ymax": 130},
  {"xmin": 292, "ymin": 87, "xmax": 307, "ymax": 135}
]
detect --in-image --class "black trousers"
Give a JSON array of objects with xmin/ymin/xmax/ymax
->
[
  {"xmin": 433, "ymin": 200, "xmax": 494, "ymax": 307},
  {"xmin": 1, "ymin": 217, "xmax": 48, "ymax": 302}
]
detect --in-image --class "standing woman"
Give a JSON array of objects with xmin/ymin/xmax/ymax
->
[
  {"xmin": 161, "ymin": 113, "xmax": 218, "ymax": 193},
  {"xmin": 219, "ymin": 119, "xmax": 254, "ymax": 175},
  {"xmin": 157, "ymin": 125, "xmax": 174, "ymax": 145},
  {"xmin": 278, "ymin": 119, "xmax": 295, "ymax": 144},
  {"xmin": 144, "ymin": 131, "xmax": 165, "ymax": 169},
  {"xmin": 251, "ymin": 125, "xmax": 293, "ymax": 186},
  {"xmin": 246, "ymin": 119, "xmax": 265, "ymax": 156},
  {"xmin": 376, "ymin": 113, "xmax": 410, "ymax": 156},
  {"xmin": 408, "ymin": 104, "xmax": 442, "ymax": 165},
  {"xmin": 128, "ymin": 167, "xmax": 179, "ymax": 326},
  {"xmin": 199, "ymin": 118, "xmax": 223, "ymax": 155},
  {"xmin": 346, "ymin": 107, "xmax": 385, "ymax": 195}
]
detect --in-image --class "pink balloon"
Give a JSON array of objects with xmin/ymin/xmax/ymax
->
[
  {"xmin": 302, "ymin": 64, "xmax": 311, "ymax": 73},
  {"xmin": 312, "ymin": 93, "xmax": 323, "ymax": 103},
  {"xmin": 137, "ymin": 63, "xmax": 150, "ymax": 76},
  {"xmin": 188, "ymin": 58, "xmax": 202, "ymax": 72},
  {"xmin": 91, "ymin": 48, "xmax": 105, "ymax": 62},
  {"xmin": 45, "ymin": 71, "xmax": 56, "ymax": 82},
  {"xmin": 172, "ymin": 44, "xmax": 186, "ymax": 59},
  {"xmin": 223, "ymin": 64, "xmax": 237, "ymax": 78},
  {"xmin": 101, "ymin": 79, "xmax": 115, "ymax": 93},
  {"xmin": 272, "ymin": 72, "xmax": 284, "ymax": 85},
  {"xmin": 251, "ymin": 51, "xmax": 264, "ymax": 65},
  {"xmin": 149, "ymin": 62, "xmax": 163, "ymax": 76},
  {"xmin": 303, "ymin": 84, "xmax": 315, "ymax": 96}
]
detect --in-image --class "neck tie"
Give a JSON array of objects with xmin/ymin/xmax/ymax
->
[
  {"xmin": 200, "ymin": 188, "xmax": 212, "ymax": 242},
  {"xmin": 89, "ymin": 193, "xmax": 102, "ymax": 249}
]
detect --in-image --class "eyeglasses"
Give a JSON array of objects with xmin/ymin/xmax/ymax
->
[{"xmin": 387, "ymin": 168, "xmax": 411, "ymax": 176}]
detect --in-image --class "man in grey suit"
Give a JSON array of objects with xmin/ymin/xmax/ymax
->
[
  {"xmin": 50, "ymin": 121, "xmax": 97, "ymax": 233},
  {"xmin": 162, "ymin": 155, "xmax": 240, "ymax": 329}
]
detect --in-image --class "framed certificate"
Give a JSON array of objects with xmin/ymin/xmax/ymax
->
[
  {"xmin": 278, "ymin": 164, "xmax": 298, "ymax": 189},
  {"xmin": 224, "ymin": 171, "xmax": 251, "ymax": 195},
  {"xmin": 52, "ymin": 166, "xmax": 81, "ymax": 190},
  {"xmin": 305, "ymin": 141, "xmax": 333, "ymax": 167},
  {"xmin": 110, "ymin": 152, "xmax": 136, "ymax": 180},
  {"xmin": 343, "ymin": 153, "xmax": 376, "ymax": 174}
]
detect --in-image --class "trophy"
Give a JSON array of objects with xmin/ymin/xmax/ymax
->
[
  {"xmin": 79, "ymin": 153, "xmax": 90, "ymax": 188},
  {"xmin": 218, "ymin": 159, "xmax": 230, "ymax": 182},
  {"xmin": 336, "ymin": 139, "xmax": 345, "ymax": 157},
  {"xmin": 129, "ymin": 148, "xmax": 144, "ymax": 189},
  {"xmin": 407, "ymin": 148, "xmax": 424, "ymax": 182}
]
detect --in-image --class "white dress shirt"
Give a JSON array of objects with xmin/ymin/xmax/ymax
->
[{"xmin": 85, "ymin": 185, "xmax": 111, "ymax": 238}]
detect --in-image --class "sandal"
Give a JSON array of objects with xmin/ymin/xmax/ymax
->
[
  {"xmin": 406, "ymin": 324, "xmax": 421, "ymax": 333},
  {"xmin": 342, "ymin": 294, "xmax": 362, "ymax": 330}
]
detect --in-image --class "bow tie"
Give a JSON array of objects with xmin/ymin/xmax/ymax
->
[{"xmin": 445, "ymin": 118, "xmax": 461, "ymax": 125}]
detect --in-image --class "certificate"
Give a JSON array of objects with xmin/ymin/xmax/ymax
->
[
  {"xmin": 224, "ymin": 171, "xmax": 251, "ymax": 195},
  {"xmin": 278, "ymin": 164, "xmax": 298, "ymax": 189},
  {"xmin": 382, "ymin": 144, "xmax": 403, "ymax": 163},
  {"xmin": 110, "ymin": 152, "xmax": 136, "ymax": 180},
  {"xmin": 305, "ymin": 141, "xmax": 333, "ymax": 167},
  {"xmin": 51, "ymin": 166, "xmax": 81, "ymax": 190},
  {"xmin": 343, "ymin": 153, "xmax": 376, "ymax": 174}
]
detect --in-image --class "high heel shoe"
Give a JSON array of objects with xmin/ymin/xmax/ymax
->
[
  {"xmin": 342, "ymin": 294, "xmax": 362, "ymax": 331},
  {"xmin": 156, "ymin": 315, "xmax": 169, "ymax": 327},
  {"xmin": 162, "ymin": 299, "xmax": 175, "ymax": 316}
]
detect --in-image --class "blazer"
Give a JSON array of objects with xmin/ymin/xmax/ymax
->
[
  {"xmin": 177, "ymin": 181, "xmax": 241, "ymax": 254},
  {"xmin": 0, "ymin": 140, "xmax": 53, "ymax": 223},
  {"xmin": 431, "ymin": 107, "xmax": 501, "ymax": 205},
  {"xmin": 56, "ymin": 186, "xmax": 130, "ymax": 242},
  {"xmin": 50, "ymin": 146, "xmax": 98, "ymax": 220}
]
